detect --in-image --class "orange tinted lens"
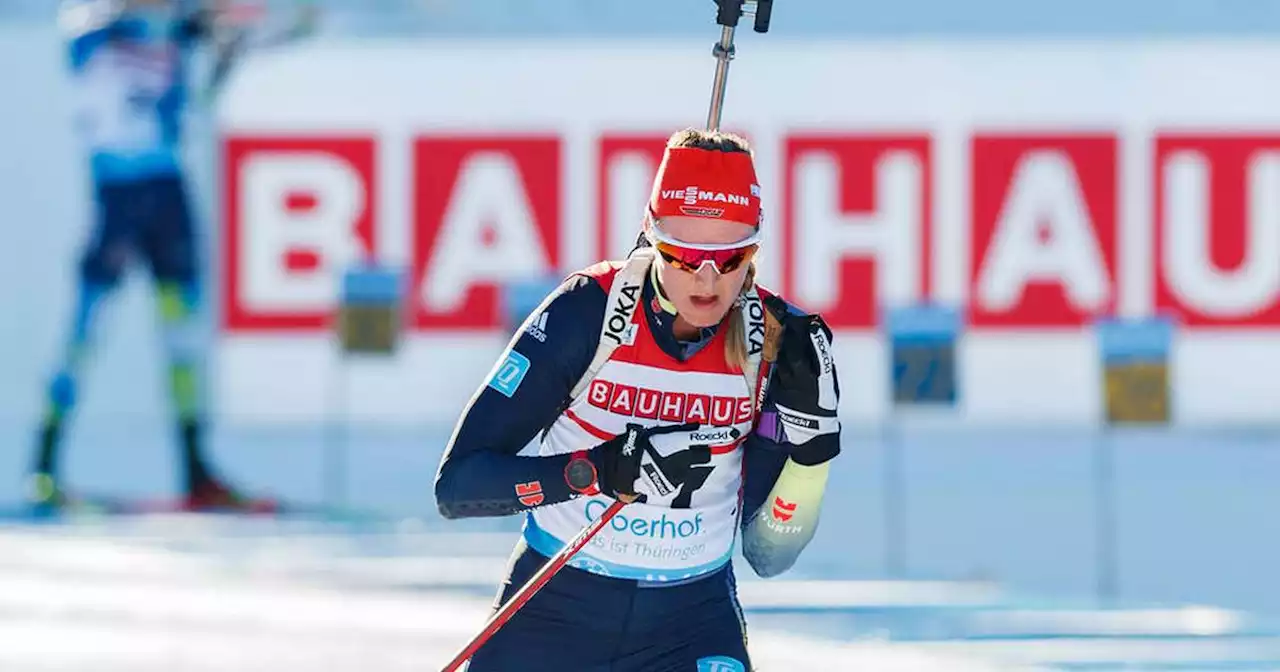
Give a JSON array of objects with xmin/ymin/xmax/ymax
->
[
  {"xmin": 718, "ymin": 245, "xmax": 758, "ymax": 273},
  {"xmin": 656, "ymin": 249, "xmax": 698, "ymax": 272},
  {"xmin": 655, "ymin": 241, "xmax": 758, "ymax": 273}
]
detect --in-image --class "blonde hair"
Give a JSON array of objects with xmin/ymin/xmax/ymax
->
[
  {"xmin": 663, "ymin": 128, "xmax": 758, "ymax": 373},
  {"xmin": 724, "ymin": 263, "xmax": 759, "ymax": 372}
]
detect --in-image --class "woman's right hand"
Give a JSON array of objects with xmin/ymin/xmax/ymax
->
[{"xmin": 566, "ymin": 422, "xmax": 700, "ymax": 505}]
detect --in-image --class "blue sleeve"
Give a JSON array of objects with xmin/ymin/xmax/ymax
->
[
  {"xmin": 66, "ymin": 25, "xmax": 116, "ymax": 72},
  {"xmin": 740, "ymin": 432, "xmax": 789, "ymax": 526},
  {"xmin": 61, "ymin": 1, "xmax": 132, "ymax": 71},
  {"xmin": 434, "ymin": 275, "xmax": 607, "ymax": 519}
]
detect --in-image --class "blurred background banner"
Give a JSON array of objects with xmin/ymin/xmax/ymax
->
[
  {"xmin": 7, "ymin": 2, "xmax": 1280, "ymax": 669},
  {"xmin": 212, "ymin": 40, "xmax": 1280, "ymax": 428}
]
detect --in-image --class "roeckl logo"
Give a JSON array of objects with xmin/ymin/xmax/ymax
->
[
  {"xmin": 689, "ymin": 427, "xmax": 739, "ymax": 444},
  {"xmin": 812, "ymin": 327, "xmax": 833, "ymax": 375},
  {"xmin": 587, "ymin": 379, "xmax": 754, "ymax": 426},
  {"xmin": 642, "ymin": 462, "xmax": 674, "ymax": 496},
  {"xmin": 603, "ymin": 281, "xmax": 641, "ymax": 346},
  {"xmin": 778, "ymin": 409, "xmax": 820, "ymax": 430}
]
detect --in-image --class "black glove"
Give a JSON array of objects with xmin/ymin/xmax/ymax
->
[
  {"xmin": 571, "ymin": 422, "xmax": 704, "ymax": 507},
  {"xmin": 763, "ymin": 296, "xmax": 841, "ymax": 465}
]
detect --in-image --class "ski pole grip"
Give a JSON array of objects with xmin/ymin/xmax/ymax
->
[
  {"xmin": 715, "ymin": 0, "xmax": 745, "ymax": 27},
  {"xmin": 753, "ymin": 0, "xmax": 773, "ymax": 33}
]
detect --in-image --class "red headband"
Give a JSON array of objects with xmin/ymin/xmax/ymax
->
[{"xmin": 648, "ymin": 147, "xmax": 762, "ymax": 228}]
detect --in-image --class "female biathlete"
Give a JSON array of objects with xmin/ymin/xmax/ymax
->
[{"xmin": 434, "ymin": 128, "xmax": 842, "ymax": 672}]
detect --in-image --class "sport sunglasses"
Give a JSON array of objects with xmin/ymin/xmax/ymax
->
[{"xmin": 645, "ymin": 217, "xmax": 762, "ymax": 275}]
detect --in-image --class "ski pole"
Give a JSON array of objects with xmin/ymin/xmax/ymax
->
[
  {"xmin": 706, "ymin": 0, "xmax": 773, "ymax": 131},
  {"xmin": 439, "ymin": 499, "xmax": 626, "ymax": 672}
]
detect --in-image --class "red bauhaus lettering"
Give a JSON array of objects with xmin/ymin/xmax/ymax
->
[
  {"xmin": 412, "ymin": 135, "xmax": 561, "ymax": 329},
  {"xmin": 710, "ymin": 396, "xmax": 736, "ymax": 425},
  {"xmin": 223, "ymin": 127, "xmax": 1280, "ymax": 337},
  {"xmin": 597, "ymin": 134, "xmax": 668, "ymax": 260},
  {"xmin": 1154, "ymin": 134, "xmax": 1280, "ymax": 325},
  {"xmin": 634, "ymin": 387, "xmax": 663, "ymax": 419},
  {"xmin": 969, "ymin": 134, "xmax": 1118, "ymax": 327},
  {"xmin": 586, "ymin": 380, "xmax": 751, "ymax": 425},
  {"xmin": 784, "ymin": 135, "xmax": 932, "ymax": 328},
  {"xmin": 588, "ymin": 380, "xmax": 614, "ymax": 410},
  {"xmin": 685, "ymin": 394, "xmax": 711, "ymax": 425},
  {"xmin": 659, "ymin": 392, "xmax": 687, "ymax": 422},
  {"xmin": 608, "ymin": 383, "xmax": 638, "ymax": 415},
  {"xmin": 222, "ymin": 135, "xmax": 377, "ymax": 331}
]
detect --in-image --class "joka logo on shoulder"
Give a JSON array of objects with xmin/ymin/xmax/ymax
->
[{"xmin": 488, "ymin": 350, "xmax": 531, "ymax": 398}]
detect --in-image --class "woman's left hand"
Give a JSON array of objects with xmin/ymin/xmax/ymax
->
[{"xmin": 762, "ymin": 296, "xmax": 841, "ymax": 465}]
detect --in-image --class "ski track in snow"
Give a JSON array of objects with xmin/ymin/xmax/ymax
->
[{"xmin": 0, "ymin": 517, "xmax": 1033, "ymax": 671}]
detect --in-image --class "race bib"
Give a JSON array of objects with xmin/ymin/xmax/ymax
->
[{"xmin": 77, "ymin": 45, "xmax": 174, "ymax": 153}]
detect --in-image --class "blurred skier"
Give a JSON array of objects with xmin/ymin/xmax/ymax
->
[
  {"xmin": 30, "ymin": 0, "xmax": 290, "ymax": 512},
  {"xmin": 435, "ymin": 128, "xmax": 843, "ymax": 671}
]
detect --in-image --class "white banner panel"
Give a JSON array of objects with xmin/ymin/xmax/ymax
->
[{"xmin": 215, "ymin": 40, "xmax": 1280, "ymax": 426}]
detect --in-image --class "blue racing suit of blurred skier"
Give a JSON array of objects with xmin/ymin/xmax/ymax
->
[{"xmin": 32, "ymin": 0, "xmax": 256, "ymax": 510}]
